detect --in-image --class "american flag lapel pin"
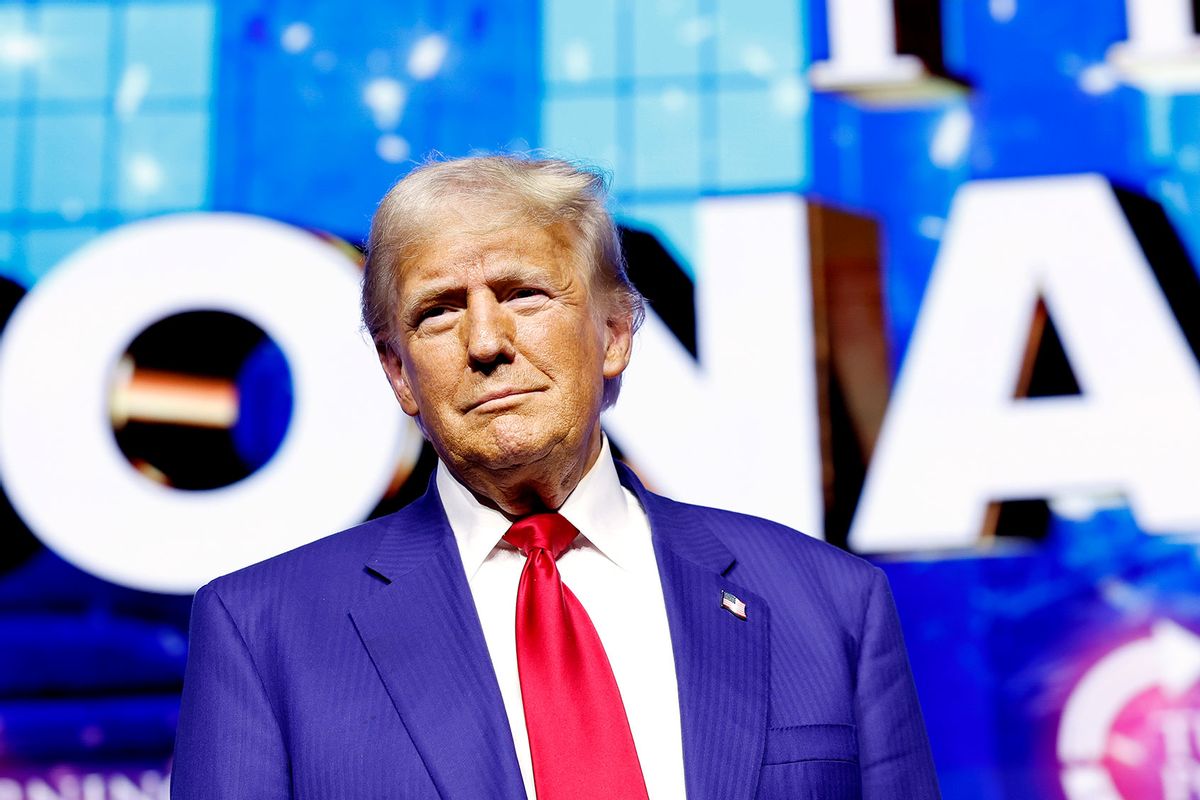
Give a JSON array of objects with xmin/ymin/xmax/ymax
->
[{"xmin": 720, "ymin": 590, "xmax": 747, "ymax": 620}]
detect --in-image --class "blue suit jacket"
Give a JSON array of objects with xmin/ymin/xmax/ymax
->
[{"xmin": 172, "ymin": 465, "xmax": 940, "ymax": 799}]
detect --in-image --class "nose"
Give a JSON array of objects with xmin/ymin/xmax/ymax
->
[{"xmin": 464, "ymin": 292, "xmax": 515, "ymax": 371}]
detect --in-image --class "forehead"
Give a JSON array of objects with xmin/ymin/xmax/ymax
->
[{"xmin": 398, "ymin": 222, "xmax": 582, "ymax": 289}]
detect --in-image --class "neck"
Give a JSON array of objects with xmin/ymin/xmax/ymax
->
[{"xmin": 447, "ymin": 428, "xmax": 604, "ymax": 518}]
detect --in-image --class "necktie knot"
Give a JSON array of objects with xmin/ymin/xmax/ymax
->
[{"xmin": 503, "ymin": 513, "xmax": 579, "ymax": 560}]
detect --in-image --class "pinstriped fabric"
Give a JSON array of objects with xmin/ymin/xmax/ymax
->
[
  {"xmin": 651, "ymin": 542, "xmax": 769, "ymax": 800},
  {"xmin": 853, "ymin": 570, "xmax": 940, "ymax": 797},
  {"xmin": 758, "ymin": 761, "xmax": 863, "ymax": 798},
  {"xmin": 620, "ymin": 464, "xmax": 941, "ymax": 800},
  {"xmin": 174, "ymin": 465, "xmax": 939, "ymax": 800},
  {"xmin": 173, "ymin": 585, "xmax": 292, "ymax": 800},
  {"xmin": 173, "ymin": 484, "xmax": 526, "ymax": 800},
  {"xmin": 350, "ymin": 540, "xmax": 526, "ymax": 799}
]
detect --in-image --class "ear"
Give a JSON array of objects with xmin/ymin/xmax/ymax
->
[
  {"xmin": 378, "ymin": 344, "xmax": 421, "ymax": 417},
  {"xmin": 602, "ymin": 309, "xmax": 634, "ymax": 380}
]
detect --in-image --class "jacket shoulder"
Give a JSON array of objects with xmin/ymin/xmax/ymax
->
[
  {"xmin": 649, "ymin": 495, "xmax": 883, "ymax": 621},
  {"xmin": 677, "ymin": 498, "xmax": 877, "ymax": 580},
  {"xmin": 202, "ymin": 512, "xmax": 397, "ymax": 606},
  {"xmin": 655, "ymin": 497, "xmax": 888, "ymax": 676}
]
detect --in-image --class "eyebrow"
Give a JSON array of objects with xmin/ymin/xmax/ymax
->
[
  {"xmin": 399, "ymin": 263, "xmax": 556, "ymax": 321},
  {"xmin": 398, "ymin": 286, "xmax": 463, "ymax": 322}
]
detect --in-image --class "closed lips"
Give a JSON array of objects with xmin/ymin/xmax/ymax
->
[{"xmin": 469, "ymin": 388, "xmax": 538, "ymax": 410}]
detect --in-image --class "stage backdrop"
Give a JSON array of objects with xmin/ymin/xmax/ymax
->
[{"xmin": 2, "ymin": 1, "xmax": 1200, "ymax": 798}]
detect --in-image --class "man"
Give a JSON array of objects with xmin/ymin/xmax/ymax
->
[{"xmin": 172, "ymin": 155, "xmax": 940, "ymax": 799}]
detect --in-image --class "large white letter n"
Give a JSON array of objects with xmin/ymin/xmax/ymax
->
[{"xmin": 851, "ymin": 175, "xmax": 1200, "ymax": 552}]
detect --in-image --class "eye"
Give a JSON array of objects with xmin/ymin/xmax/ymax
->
[
  {"xmin": 414, "ymin": 305, "xmax": 458, "ymax": 328},
  {"xmin": 509, "ymin": 288, "xmax": 545, "ymax": 301}
]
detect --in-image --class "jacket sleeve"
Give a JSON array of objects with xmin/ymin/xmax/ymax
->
[
  {"xmin": 854, "ymin": 567, "xmax": 941, "ymax": 799},
  {"xmin": 171, "ymin": 583, "xmax": 291, "ymax": 800}
]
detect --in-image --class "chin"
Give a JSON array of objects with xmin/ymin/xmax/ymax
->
[{"xmin": 440, "ymin": 415, "xmax": 550, "ymax": 470}]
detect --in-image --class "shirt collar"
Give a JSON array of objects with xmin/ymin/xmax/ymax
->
[{"xmin": 438, "ymin": 435, "xmax": 636, "ymax": 577}]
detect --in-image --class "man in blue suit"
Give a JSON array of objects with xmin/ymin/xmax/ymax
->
[{"xmin": 172, "ymin": 155, "xmax": 940, "ymax": 799}]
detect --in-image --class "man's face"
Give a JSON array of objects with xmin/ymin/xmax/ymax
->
[{"xmin": 379, "ymin": 221, "xmax": 632, "ymax": 480}]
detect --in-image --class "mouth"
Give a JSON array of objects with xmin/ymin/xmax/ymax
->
[{"xmin": 467, "ymin": 388, "xmax": 540, "ymax": 412}]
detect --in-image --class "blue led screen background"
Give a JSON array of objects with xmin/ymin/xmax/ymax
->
[{"xmin": 3, "ymin": 1, "xmax": 1200, "ymax": 798}]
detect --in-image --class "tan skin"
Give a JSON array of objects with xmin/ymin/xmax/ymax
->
[{"xmin": 378, "ymin": 221, "xmax": 634, "ymax": 517}]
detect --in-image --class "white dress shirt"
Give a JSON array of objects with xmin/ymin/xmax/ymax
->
[{"xmin": 437, "ymin": 436, "xmax": 687, "ymax": 799}]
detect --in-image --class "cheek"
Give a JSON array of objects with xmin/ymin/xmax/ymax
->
[
  {"xmin": 538, "ymin": 325, "xmax": 588, "ymax": 362},
  {"xmin": 552, "ymin": 344, "xmax": 609, "ymax": 410},
  {"xmin": 404, "ymin": 343, "xmax": 459, "ymax": 406},
  {"xmin": 537, "ymin": 312, "xmax": 606, "ymax": 361},
  {"xmin": 532, "ymin": 334, "xmax": 600, "ymax": 389}
]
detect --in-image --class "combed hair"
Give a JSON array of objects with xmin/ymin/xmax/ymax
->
[{"xmin": 362, "ymin": 154, "xmax": 645, "ymax": 408}]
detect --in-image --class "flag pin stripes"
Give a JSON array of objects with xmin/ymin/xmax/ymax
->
[{"xmin": 720, "ymin": 590, "xmax": 747, "ymax": 620}]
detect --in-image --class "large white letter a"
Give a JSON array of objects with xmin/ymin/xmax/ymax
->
[{"xmin": 851, "ymin": 175, "xmax": 1200, "ymax": 552}]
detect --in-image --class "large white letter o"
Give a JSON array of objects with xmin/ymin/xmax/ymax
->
[{"xmin": 0, "ymin": 213, "xmax": 415, "ymax": 593}]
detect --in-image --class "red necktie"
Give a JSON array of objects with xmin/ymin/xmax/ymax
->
[{"xmin": 503, "ymin": 513, "xmax": 650, "ymax": 800}]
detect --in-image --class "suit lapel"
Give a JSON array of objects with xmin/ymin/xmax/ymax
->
[
  {"xmin": 349, "ymin": 481, "xmax": 526, "ymax": 800},
  {"xmin": 619, "ymin": 465, "xmax": 770, "ymax": 800}
]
